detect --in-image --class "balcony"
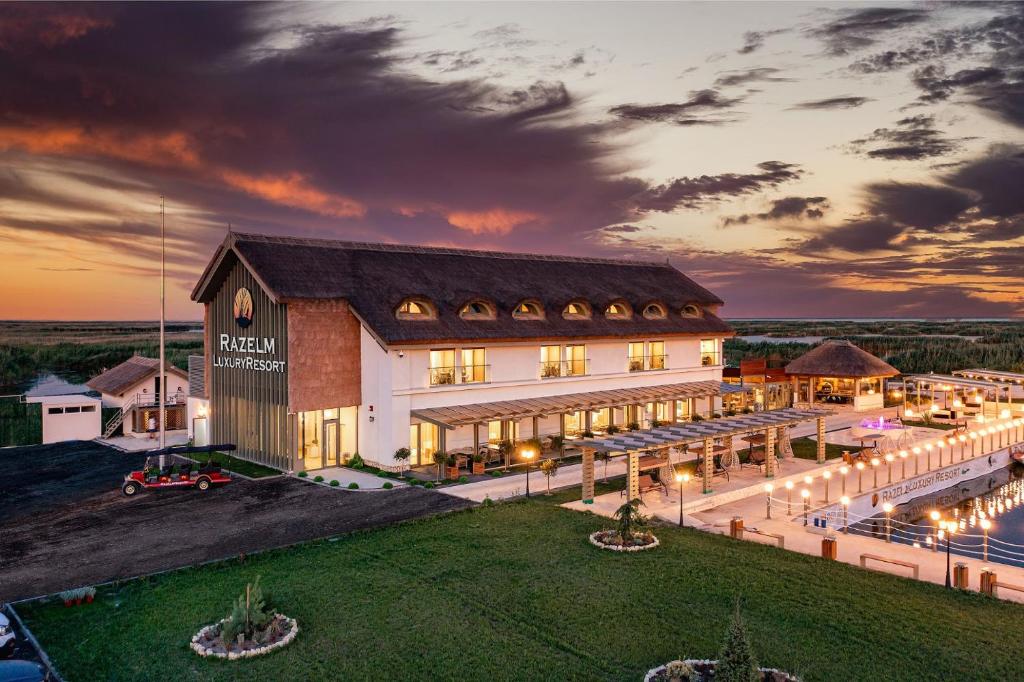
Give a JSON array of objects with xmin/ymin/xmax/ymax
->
[
  {"xmin": 701, "ymin": 351, "xmax": 721, "ymax": 367},
  {"xmin": 460, "ymin": 364, "xmax": 490, "ymax": 384},
  {"xmin": 628, "ymin": 355, "xmax": 668, "ymax": 372},
  {"xmin": 429, "ymin": 366, "xmax": 457, "ymax": 386},
  {"xmin": 539, "ymin": 359, "xmax": 590, "ymax": 379}
]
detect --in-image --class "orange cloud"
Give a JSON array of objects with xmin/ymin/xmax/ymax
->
[
  {"xmin": 220, "ymin": 170, "xmax": 366, "ymax": 218},
  {"xmin": 0, "ymin": 125, "xmax": 201, "ymax": 168},
  {"xmin": 446, "ymin": 208, "xmax": 541, "ymax": 235}
]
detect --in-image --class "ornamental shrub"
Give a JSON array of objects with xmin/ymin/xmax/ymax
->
[
  {"xmin": 330, "ymin": 480, "xmax": 339, "ymax": 487},
  {"xmin": 458, "ymin": 475, "xmax": 469, "ymax": 483},
  {"xmin": 314, "ymin": 475, "xmax": 324, "ymax": 483},
  {"xmin": 382, "ymin": 482, "xmax": 393, "ymax": 489},
  {"xmin": 297, "ymin": 471, "xmax": 308, "ymax": 478},
  {"xmin": 424, "ymin": 481, "xmax": 435, "ymax": 489},
  {"xmin": 220, "ymin": 576, "xmax": 274, "ymax": 645},
  {"xmin": 348, "ymin": 482, "xmax": 359, "ymax": 489},
  {"xmin": 348, "ymin": 452, "xmax": 365, "ymax": 468},
  {"xmin": 715, "ymin": 601, "xmax": 759, "ymax": 682}
]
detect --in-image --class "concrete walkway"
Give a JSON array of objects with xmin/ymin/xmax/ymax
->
[
  {"xmin": 300, "ymin": 466, "xmax": 407, "ymax": 489},
  {"xmin": 98, "ymin": 432, "xmax": 189, "ymax": 452}
]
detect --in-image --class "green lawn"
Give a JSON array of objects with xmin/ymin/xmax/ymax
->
[
  {"xmin": 19, "ymin": 488, "xmax": 1024, "ymax": 681},
  {"xmin": 901, "ymin": 419, "xmax": 960, "ymax": 431},
  {"xmin": 790, "ymin": 436, "xmax": 861, "ymax": 460},
  {"xmin": 183, "ymin": 451, "xmax": 279, "ymax": 478}
]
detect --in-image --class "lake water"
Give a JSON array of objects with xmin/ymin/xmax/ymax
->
[
  {"xmin": 853, "ymin": 465, "xmax": 1024, "ymax": 569},
  {"xmin": 0, "ymin": 373, "xmax": 94, "ymax": 398}
]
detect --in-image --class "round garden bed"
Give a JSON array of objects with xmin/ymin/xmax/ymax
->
[
  {"xmin": 191, "ymin": 613, "xmax": 298, "ymax": 660},
  {"xmin": 589, "ymin": 529, "xmax": 659, "ymax": 552},
  {"xmin": 645, "ymin": 659, "xmax": 799, "ymax": 682}
]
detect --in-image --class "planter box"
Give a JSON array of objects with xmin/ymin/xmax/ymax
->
[
  {"xmin": 446, "ymin": 466, "xmax": 460, "ymax": 480},
  {"xmin": 471, "ymin": 461, "xmax": 485, "ymax": 475}
]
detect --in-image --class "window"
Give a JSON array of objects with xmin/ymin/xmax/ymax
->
[
  {"xmin": 396, "ymin": 298, "xmax": 436, "ymax": 320},
  {"xmin": 540, "ymin": 345, "xmax": 561, "ymax": 378},
  {"xmin": 459, "ymin": 300, "xmax": 495, "ymax": 320},
  {"xmin": 700, "ymin": 338, "xmax": 720, "ymax": 366},
  {"xmin": 82, "ymin": 405, "xmax": 97, "ymax": 412},
  {"xmin": 562, "ymin": 300, "xmax": 591, "ymax": 319},
  {"xmin": 649, "ymin": 340, "xmax": 666, "ymax": 370},
  {"xmin": 642, "ymin": 302, "xmax": 667, "ymax": 319},
  {"xmin": 47, "ymin": 407, "xmax": 64, "ymax": 414},
  {"xmin": 409, "ymin": 422, "xmax": 439, "ymax": 466},
  {"xmin": 65, "ymin": 406, "xmax": 81, "ymax": 413},
  {"xmin": 513, "ymin": 300, "xmax": 544, "ymax": 320},
  {"xmin": 565, "ymin": 344, "xmax": 587, "ymax": 376},
  {"xmin": 429, "ymin": 349, "xmax": 456, "ymax": 386},
  {"xmin": 628, "ymin": 342, "xmax": 645, "ymax": 372},
  {"xmin": 461, "ymin": 348, "xmax": 488, "ymax": 383},
  {"xmin": 605, "ymin": 301, "xmax": 631, "ymax": 319},
  {"xmin": 681, "ymin": 304, "xmax": 703, "ymax": 318}
]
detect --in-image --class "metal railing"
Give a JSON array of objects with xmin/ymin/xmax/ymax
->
[
  {"xmin": 629, "ymin": 355, "xmax": 668, "ymax": 372},
  {"xmin": 429, "ymin": 366, "xmax": 457, "ymax": 386},
  {"xmin": 460, "ymin": 364, "xmax": 490, "ymax": 384},
  {"xmin": 701, "ymin": 351, "xmax": 721, "ymax": 367},
  {"xmin": 539, "ymin": 359, "xmax": 590, "ymax": 379},
  {"xmin": 134, "ymin": 392, "xmax": 187, "ymax": 408}
]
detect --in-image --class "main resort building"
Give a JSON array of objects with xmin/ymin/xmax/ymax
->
[{"xmin": 190, "ymin": 232, "xmax": 742, "ymax": 472}]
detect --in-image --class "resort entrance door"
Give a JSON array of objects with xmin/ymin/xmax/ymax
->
[{"xmin": 323, "ymin": 418, "xmax": 340, "ymax": 467}]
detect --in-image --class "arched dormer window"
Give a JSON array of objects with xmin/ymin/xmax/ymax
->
[
  {"xmin": 512, "ymin": 300, "xmax": 544, "ymax": 320},
  {"xmin": 562, "ymin": 300, "xmax": 591, "ymax": 320},
  {"xmin": 681, "ymin": 304, "xmax": 704, "ymax": 318},
  {"xmin": 396, "ymin": 298, "xmax": 436, "ymax": 320},
  {"xmin": 459, "ymin": 299, "xmax": 496, "ymax": 320},
  {"xmin": 604, "ymin": 301, "xmax": 632, "ymax": 320},
  {"xmin": 642, "ymin": 302, "xmax": 667, "ymax": 320}
]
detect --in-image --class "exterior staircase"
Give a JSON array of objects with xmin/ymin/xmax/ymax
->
[{"xmin": 102, "ymin": 395, "xmax": 138, "ymax": 438}]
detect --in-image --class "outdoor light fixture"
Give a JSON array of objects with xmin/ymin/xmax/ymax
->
[
  {"xmin": 930, "ymin": 510, "xmax": 941, "ymax": 553},
  {"xmin": 803, "ymin": 475, "xmax": 813, "ymax": 487},
  {"xmin": 882, "ymin": 502, "xmax": 893, "ymax": 543},
  {"xmin": 839, "ymin": 465, "xmax": 849, "ymax": 495},
  {"xmin": 884, "ymin": 453, "xmax": 894, "ymax": 484},
  {"xmin": 822, "ymin": 470, "xmax": 832, "ymax": 503},
  {"xmin": 785, "ymin": 480, "xmax": 795, "ymax": 515},
  {"xmin": 898, "ymin": 450, "xmax": 908, "ymax": 480},
  {"xmin": 840, "ymin": 495, "xmax": 850, "ymax": 533},
  {"xmin": 870, "ymin": 457, "xmax": 880, "ymax": 488},
  {"xmin": 522, "ymin": 448, "xmax": 536, "ymax": 498},
  {"xmin": 675, "ymin": 472, "xmax": 690, "ymax": 527},
  {"xmin": 764, "ymin": 483, "xmax": 773, "ymax": 519},
  {"xmin": 938, "ymin": 519, "xmax": 956, "ymax": 588},
  {"xmin": 855, "ymin": 461, "xmax": 865, "ymax": 493},
  {"xmin": 801, "ymin": 488, "xmax": 811, "ymax": 526},
  {"xmin": 924, "ymin": 443, "xmax": 933, "ymax": 471}
]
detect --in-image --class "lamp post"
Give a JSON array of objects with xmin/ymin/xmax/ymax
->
[
  {"xmin": 522, "ymin": 448, "xmax": 535, "ymax": 498},
  {"xmin": 912, "ymin": 446, "xmax": 921, "ymax": 475},
  {"xmin": 801, "ymin": 488, "xmax": 811, "ymax": 526},
  {"xmin": 856, "ymin": 461, "xmax": 865, "ymax": 493},
  {"xmin": 882, "ymin": 502, "xmax": 893, "ymax": 543},
  {"xmin": 785, "ymin": 480, "xmax": 794, "ymax": 515},
  {"xmin": 958, "ymin": 433, "xmax": 967, "ymax": 461},
  {"xmin": 675, "ymin": 472, "xmax": 690, "ymax": 527},
  {"xmin": 884, "ymin": 453, "xmax": 894, "ymax": 484},
  {"xmin": 822, "ymin": 470, "xmax": 831, "ymax": 504},
  {"xmin": 969, "ymin": 431, "xmax": 978, "ymax": 457},
  {"xmin": 870, "ymin": 457, "xmax": 880, "ymax": 488},
  {"xmin": 939, "ymin": 520, "xmax": 955, "ymax": 589},
  {"xmin": 925, "ymin": 443, "xmax": 933, "ymax": 471},
  {"xmin": 980, "ymin": 518, "xmax": 992, "ymax": 561},
  {"xmin": 930, "ymin": 510, "xmax": 940, "ymax": 553},
  {"xmin": 764, "ymin": 483, "xmax": 773, "ymax": 519},
  {"xmin": 898, "ymin": 450, "xmax": 907, "ymax": 480},
  {"xmin": 839, "ymin": 465, "xmax": 849, "ymax": 495},
  {"xmin": 840, "ymin": 495, "xmax": 850, "ymax": 533}
]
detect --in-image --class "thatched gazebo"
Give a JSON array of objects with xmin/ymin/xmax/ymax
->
[{"xmin": 785, "ymin": 340, "xmax": 898, "ymax": 411}]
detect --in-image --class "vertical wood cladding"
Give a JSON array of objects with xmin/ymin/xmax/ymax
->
[
  {"xmin": 286, "ymin": 299, "xmax": 362, "ymax": 413},
  {"xmin": 208, "ymin": 260, "xmax": 292, "ymax": 470}
]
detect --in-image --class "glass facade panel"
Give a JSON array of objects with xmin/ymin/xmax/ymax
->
[
  {"xmin": 566, "ymin": 344, "xmax": 586, "ymax": 376},
  {"xmin": 540, "ymin": 345, "xmax": 561, "ymax": 378},
  {"xmin": 461, "ymin": 348, "xmax": 487, "ymax": 383},
  {"xmin": 429, "ymin": 349, "xmax": 456, "ymax": 385},
  {"xmin": 628, "ymin": 342, "xmax": 645, "ymax": 372},
  {"xmin": 591, "ymin": 408, "xmax": 610, "ymax": 431},
  {"xmin": 299, "ymin": 409, "xmax": 324, "ymax": 470},
  {"xmin": 649, "ymin": 341, "xmax": 666, "ymax": 369},
  {"xmin": 409, "ymin": 422, "xmax": 439, "ymax": 466},
  {"xmin": 700, "ymin": 338, "xmax": 720, "ymax": 366}
]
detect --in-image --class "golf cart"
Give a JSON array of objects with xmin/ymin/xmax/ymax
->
[{"xmin": 121, "ymin": 456, "xmax": 231, "ymax": 496}]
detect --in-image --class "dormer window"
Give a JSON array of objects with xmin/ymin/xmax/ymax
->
[
  {"xmin": 562, "ymin": 300, "xmax": 591, "ymax": 320},
  {"xmin": 396, "ymin": 298, "xmax": 436, "ymax": 320},
  {"xmin": 459, "ymin": 300, "xmax": 496, "ymax": 320},
  {"xmin": 513, "ymin": 300, "xmax": 544, "ymax": 320},
  {"xmin": 604, "ymin": 302, "xmax": 631, "ymax": 319},
  {"xmin": 681, "ymin": 304, "xmax": 704, "ymax": 318},
  {"xmin": 642, "ymin": 302, "xmax": 667, "ymax": 320}
]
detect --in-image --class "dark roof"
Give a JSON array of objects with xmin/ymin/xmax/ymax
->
[
  {"xmin": 784, "ymin": 340, "xmax": 899, "ymax": 378},
  {"xmin": 192, "ymin": 232, "xmax": 733, "ymax": 345},
  {"xmin": 86, "ymin": 355, "xmax": 187, "ymax": 395}
]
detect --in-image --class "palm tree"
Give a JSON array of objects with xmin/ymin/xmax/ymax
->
[
  {"xmin": 613, "ymin": 498, "xmax": 647, "ymax": 542},
  {"xmin": 539, "ymin": 458, "xmax": 560, "ymax": 494}
]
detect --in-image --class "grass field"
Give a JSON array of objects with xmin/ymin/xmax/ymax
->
[
  {"xmin": 18, "ymin": 485, "xmax": 1024, "ymax": 682},
  {"xmin": 183, "ymin": 451, "xmax": 280, "ymax": 478},
  {"xmin": 789, "ymin": 436, "xmax": 860, "ymax": 460}
]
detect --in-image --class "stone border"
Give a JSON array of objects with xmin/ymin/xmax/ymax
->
[
  {"xmin": 644, "ymin": 659, "xmax": 799, "ymax": 682},
  {"xmin": 588, "ymin": 530, "xmax": 660, "ymax": 552},
  {"xmin": 191, "ymin": 613, "xmax": 298, "ymax": 660}
]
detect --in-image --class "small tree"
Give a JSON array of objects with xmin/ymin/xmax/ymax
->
[
  {"xmin": 715, "ymin": 601, "xmax": 759, "ymax": 682},
  {"xmin": 548, "ymin": 434, "xmax": 565, "ymax": 454},
  {"xmin": 539, "ymin": 458, "xmax": 560, "ymax": 494},
  {"xmin": 595, "ymin": 451, "xmax": 610, "ymax": 481},
  {"xmin": 627, "ymin": 421, "xmax": 640, "ymax": 431},
  {"xmin": 613, "ymin": 498, "xmax": 646, "ymax": 541},
  {"xmin": 606, "ymin": 424, "xmax": 621, "ymax": 435},
  {"xmin": 498, "ymin": 439, "xmax": 514, "ymax": 470},
  {"xmin": 220, "ymin": 576, "xmax": 274, "ymax": 645},
  {"xmin": 432, "ymin": 450, "xmax": 447, "ymax": 482},
  {"xmin": 393, "ymin": 447, "xmax": 411, "ymax": 475}
]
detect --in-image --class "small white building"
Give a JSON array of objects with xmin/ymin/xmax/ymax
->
[
  {"xmin": 87, "ymin": 355, "xmax": 189, "ymax": 438},
  {"xmin": 26, "ymin": 395, "xmax": 102, "ymax": 444}
]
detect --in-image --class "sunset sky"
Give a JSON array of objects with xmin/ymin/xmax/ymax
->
[{"xmin": 1, "ymin": 1, "xmax": 1022, "ymax": 320}]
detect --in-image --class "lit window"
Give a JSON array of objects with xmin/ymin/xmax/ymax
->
[
  {"xmin": 700, "ymin": 339, "xmax": 719, "ymax": 367},
  {"xmin": 562, "ymin": 301, "xmax": 591, "ymax": 319},
  {"xmin": 540, "ymin": 345, "xmax": 561, "ymax": 378},
  {"xmin": 396, "ymin": 298, "xmax": 436, "ymax": 320},
  {"xmin": 429, "ymin": 349, "xmax": 456, "ymax": 386},
  {"xmin": 643, "ymin": 302, "xmax": 667, "ymax": 319},
  {"xmin": 513, "ymin": 300, "xmax": 544, "ymax": 319},
  {"xmin": 459, "ymin": 300, "xmax": 495, "ymax": 320},
  {"xmin": 681, "ymin": 304, "xmax": 703, "ymax": 318},
  {"xmin": 605, "ymin": 302, "xmax": 631, "ymax": 319},
  {"xmin": 461, "ymin": 348, "xmax": 488, "ymax": 383}
]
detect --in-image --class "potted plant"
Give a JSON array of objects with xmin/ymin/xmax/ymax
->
[
  {"xmin": 582, "ymin": 429, "xmax": 595, "ymax": 439},
  {"xmin": 651, "ymin": 418, "xmax": 663, "ymax": 428},
  {"xmin": 539, "ymin": 458, "xmax": 560, "ymax": 494},
  {"xmin": 627, "ymin": 421, "xmax": 640, "ymax": 431},
  {"xmin": 432, "ymin": 450, "xmax": 447, "ymax": 482},
  {"xmin": 606, "ymin": 424, "xmax": 621, "ymax": 435},
  {"xmin": 445, "ymin": 453, "xmax": 460, "ymax": 480},
  {"xmin": 471, "ymin": 450, "xmax": 486, "ymax": 475},
  {"xmin": 393, "ymin": 447, "xmax": 411, "ymax": 475},
  {"xmin": 548, "ymin": 434, "xmax": 565, "ymax": 454},
  {"xmin": 692, "ymin": 414, "xmax": 704, "ymax": 422},
  {"xmin": 498, "ymin": 439, "xmax": 514, "ymax": 470}
]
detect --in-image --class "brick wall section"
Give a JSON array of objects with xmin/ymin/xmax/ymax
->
[{"xmin": 286, "ymin": 299, "xmax": 362, "ymax": 413}]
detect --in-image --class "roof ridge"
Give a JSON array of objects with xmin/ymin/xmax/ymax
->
[{"xmin": 229, "ymin": 231, "xmax": 673, "ymax": 269}]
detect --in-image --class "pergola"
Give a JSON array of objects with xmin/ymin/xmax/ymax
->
[
  {"xmin": 901, "ymin": 373, "xmax": 1014, "ymax": 419},
  {"xmin": 410, "ymin": 380, "xmax": 750, "ymax": 456},
  {"xmin": 575, "ymin": 406, "xmax": 832, "ymax": 501},
  {"xmin": 954, "ymin": 369, "xmax": 1024, "ymax": 386}
]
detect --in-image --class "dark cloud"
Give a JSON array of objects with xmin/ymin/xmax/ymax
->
[
  {"xmin": 944, "ymin": 145, "xmax": 1024, "ymax": 218},
  {"xmin": 789, "ymin": 96, "xmax": 872, "ymax": 110},
  {"xmin": 912, "ymin": 65, "xmax": 1006, "ymax": 102},
  {"xmin": 847, "ymin": 115, "xmax": 966, "ymax": 160},
  {"xmin": 421, "ymin": 49, "xmax": 485, "ymax": 72},
  {"xmin": 713, "ymin": 67, "xmax": 793, "ymax": 88},
  {"xmin": 602, "ymin": 224, "xmax": 642, "ymax": 233},
  {"xmin": 737, "ymin": 29, "xmax": 787, "ymax": 55},
  {"xmin": 800, "ymin": 217, "xmax": 907, "ymax": 253},
  {"xmin": 609, "ymin": 89, "xmax": 745, "ymax": 126},
  {"xmin": 812, "ymin": 7, "xmax": 931, "ymax": 56},
  {"xmin": 864, "ymin": 182, "xmax": 973, "ymax": 229},
  {"xmin": 722, "ymin": 196, "xmax": 829, "ymax": 226},
  {"xmin": 634, "ymin": 162, "xmax": 803, "ymax": 212}
]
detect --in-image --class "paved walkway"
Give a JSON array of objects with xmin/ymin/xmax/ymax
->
[
  {"xmin": 301, "ymin": 466, "xmax": 406, "ymax": 489},
  {"xmin": 98, "ymin": 432, "xmax": 188, "ymax": 452}
]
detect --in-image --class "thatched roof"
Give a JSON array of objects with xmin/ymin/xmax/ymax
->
[
  {"xmin": 784, "ymin": 340, "xmax": 899, "ymax": 378},
  {"xmin": 86, "ymin": 355, "xmax": 187, "ymax": 396},
  {"xmin": 191, "ymin": 232, "xmax": 733, "ymax": 345}
]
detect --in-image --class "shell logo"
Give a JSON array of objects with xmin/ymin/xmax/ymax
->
[{"xmin": 233, "ymin": 288, "xmax": 253, "ymax": 328}]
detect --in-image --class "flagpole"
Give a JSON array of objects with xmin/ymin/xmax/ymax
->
[{"xmin": 159, "ymin": 196, "xmax": 166, "ymax": 460}]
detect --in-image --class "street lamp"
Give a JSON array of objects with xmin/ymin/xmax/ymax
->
[
  {"xmin": 839, "ymin": 465, "xmax": 849, "ymax": 495},
  {"xmin": 939, "ymin": 520, "xmax": 955, "ymax": 589},
  {"xmin": 856, "ymin": 461, "xmax": 865, "ymax": 493},
  {"xmin": 675, "ymin": 471, "xmax": 690, "ymax": 527},
  {"xmin": 522, "ymin": 448, "xmax": 536, "ymax": 497},
  {"xmin": 882, "ymin": 502, "xmax": 893, "ymax": 543},
  {"xmin": 764, "ymin": 483, "xmax": 773, "ymax": 519},
  {"xmin": 980, "ymin": 518, "xmax": 992, "ymax": 561},
  {"xmin": 801, "ymin": 488, "xmax": 811, "ymax": 526},
  {"xmin": 785, "ymin": 480, "xmax": 794, "ymax": 515},
  {"xmin": 822, "ymin": 470, "xmax": 832, "ymax": 503},
  {"xmin": 840, "ymin": 495, "xmax": 850, "ymax": 533},
  {"xmin": 884, "ymin": 453, "xmax": 894, "ymax": 484}
]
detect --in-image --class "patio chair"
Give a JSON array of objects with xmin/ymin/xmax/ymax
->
[
  {"xmin": 741, "ymin": 447, "xmax": 765, "ymax": 472},
  {"xmin": 695, "ymin": 459, "xmax": 730, "ymax": 483},
  {"xmin": 621, "ymin": 474, "xmax": 663, "ymax": 498}
]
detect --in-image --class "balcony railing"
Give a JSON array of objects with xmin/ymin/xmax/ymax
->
[
  {"xmin": 628, "ymin": 355, "xmax": 668, "ymax": 372},
  {"xmin": 539, "ymin": 359, "xmax": 590, "ymax": 378},
  {"xmin": 460, "ymin": 364, "xmax": 490, "ymax": 384},
  {"xmin": 429, "ymin": 366, "xmax": 457, "ymax": 386},
  {"xmin": 701, "ymin": 351, "xmax": 721, "ymax": 367}
]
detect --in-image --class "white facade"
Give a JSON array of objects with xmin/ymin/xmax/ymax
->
[
  {"xmin": 98, "ymin": 371, "xmax": 189, "ymax": 409},
  {"xmin": 357, "ymin": 333, "xmax": 727, "ymax": 467},
  {"xmin": 27, "ymin": 395, "xmax": 102, "ymax": 444}
]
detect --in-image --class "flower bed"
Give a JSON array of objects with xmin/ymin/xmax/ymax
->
[
  {"xmin": 589, "ymin": 529, "xmax": 659, "ymax": 552},
  {"xmin": 191, "ymin": 613, "xmax": 298, "ymax": 660},
  {"xmin": 645, "ymin": 659, "xmax": 799, "ymax": 682}
]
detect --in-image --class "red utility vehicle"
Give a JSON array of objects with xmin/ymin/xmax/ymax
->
[{"xmin": 122, "ymin": 456, "xmax": 231, "ymax": 496}]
